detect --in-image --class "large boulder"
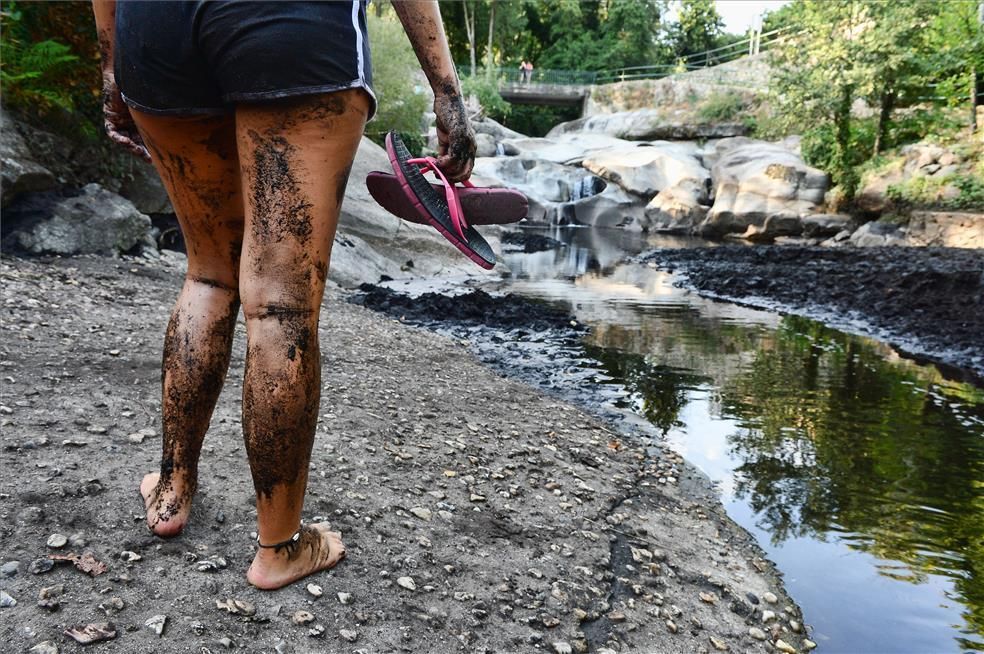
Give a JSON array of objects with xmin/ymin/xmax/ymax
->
[
  {"xmin": 7, "ymin": 183, "xmax": 154, "ymax": 255},
  {"xmin": 565, "ymin": 185, "xmax": 646, "ymax": 230},
  {"xmin": 904, "ymin": 211, "xmax": 984, "ymax": 248},
  {"xmin": 801, "ymin": 214, "xmax": 854, "ymax": 238},
  {"xmin": 0, "ymin": 109, "xmax": 56, "ymax": 207},
  {"xmin": 581, "ymin": 141, "xmax": 708, "ymax": 200},
  {"xmin": 698, "ymin": 141, "xmax": 828, "ymax": 236},
  {"xmin": 548, "ymin": 108, "xmax": 748, "ymax": 141},
  {"xmin": 644, "ymin": 182, "xmax": 709, "ymax": 233},
  {"xmin": 849, "ymin": 220, "xmax": 907, "ymax": 247},
  {"xmin": 498, "ymin": 133, "xmax": 626, "ymax": 165}
]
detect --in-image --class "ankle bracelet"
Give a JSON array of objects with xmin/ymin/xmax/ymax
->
[{"xmin": 256, "ymin": 528, "xmax": 301, "ymax": 554}]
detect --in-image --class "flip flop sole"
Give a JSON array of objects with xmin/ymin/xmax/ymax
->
[
  {"xmin": 367, "ymin": 171, "xmax": 528, "ymax": 226},
  {"xmin": 385, "ymin": 132, "xmax": 496, "ymax": 270}
]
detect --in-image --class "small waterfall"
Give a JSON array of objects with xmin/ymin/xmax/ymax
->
[
  {"xmin": 495, "ymin": 142, "xmax": 505, "ymax": 157},
  {"xmin": 570, "ymin": 175, "xmax": 605, "ymax": 202}
]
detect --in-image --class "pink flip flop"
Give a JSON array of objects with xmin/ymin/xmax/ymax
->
[
  {"xmin": 366, "ymin": 171, "xmax": 528, "ymax": 226},
  {"xmin": 377, "ymin": 132, "xmax": 508, "ymax": 270}
]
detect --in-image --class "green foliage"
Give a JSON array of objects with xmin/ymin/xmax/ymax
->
[
  {"xmin": 886, "ymin": 174, "xmax": 984, "ymax": 211},
  {"xmin": 0, "ymin": 3, "xmax": 92, "ymax": 124},
  {"xmin": 461, "ymin": 74, "xmax": 510, "ymax": 118},
  {"xmin": 695, "ymin": 91, "xmax": 748, "ymax": 122},
  {"xmin": 492, "ymin": 103, "xmax": 580, "ymax": 138},
  {"xmin": 365, "ymin": 12, "xmax": 429, "ymax": 151},
  {"xmin": 767, "ymin": 0, "xmax": 981, "ymax": 200},
  {"xmin": 670, "ymin": 0, "xmax": 724, "ymax": 59}
]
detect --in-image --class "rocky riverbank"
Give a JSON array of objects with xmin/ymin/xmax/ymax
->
[
  {"xmin": 0, "ymin": 253, "xmax": 814, "ymax": 654},
  {"xmin": 640, "ymin": 245, "xmax": 984, "ymax": 384}
]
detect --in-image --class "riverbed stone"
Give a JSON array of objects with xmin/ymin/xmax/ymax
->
[{"xmin": 582, "ymin": 141, "xmax": 708, "ymax": 199}]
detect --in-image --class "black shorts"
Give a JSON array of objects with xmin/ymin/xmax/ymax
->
[{"xmin": 115, "ymin": 0, "xmax": 376, "ymax": 119}]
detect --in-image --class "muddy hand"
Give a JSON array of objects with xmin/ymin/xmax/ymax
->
[
  {"xmin": 102, "ymin": 75, "xmax": 151, "ymax": 162},
  {"xmin": 433, "ymin": 92, "xmax": 475, "ymax": 183}
]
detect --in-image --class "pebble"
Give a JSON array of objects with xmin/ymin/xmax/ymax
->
[
  {"xmin": 308, "ymin": 624, "xmax": 325, "ymax": 638},
  {"xmin": 790, "ymin": 619, "xmax": 802, "ymax": 633},
  {"xmin": 470, "ymin": 494, "xmax": 486, "ymax": 502},
  {"xmin": 217, "ymin": 637, "xmax": 235, "ymax": 649},
  {"xmin": 337, "ymin": 592, "xmax": 353, "ymax": 605},
  {"xmin": 709, "ymin": 635, "xmax": 729, "ymax": 651},
  {"xmin": 665, "ymin": 619, "xmax": 678, "ymax": 634},
  {"xmin": 306, "ymin": 583, "xmax": 323, "ymax": 598},
  {"xmin": 1, "ymin": 561, "xmax": 20, "ymax": 578},
  {"xmin": 37, "ymin": 585, "xmax": 64, "ymax": 610},
  {"xmin": 748, "ymin": 627, "xmax": 767, "ymax": 641},
  {"xmin": 699, "ymin": 592, "xmax": 718, "ymax": 604},
  {"xmin": 410, "ymin": 507, "xmax": 432, "ymax": 521},
  {"xmin": 274, "ymin": 640, "xmax": 287, "ymax": 654},
  {"xmin": 803, "ymin": 639, "xmax": 817, "ymax": 651},
  {"xmin": 746, "ymin": 592, "xmax": 759, "ymax": 605},
  {"xmin": 46, "ymin": 534, "xmax": 68, "ymax": 549},
  {"xmin": 68, "ymin": 533, "xmax": 86, "ymax": 548},
  {"xmin": 120, "ymin": 551, "xmax": 142, "ymax": 562},
  {"xmin": 339, "ymin": 629, "xmax": 358, "ymax": 643},
  {"xmin": 291, "ymin": 610, "xmax": 315, "ymax": 625},
  {"xmin": 607, "ymin": 611, "xmax": 626, "ymax": 623},
  {"xmin": 216, "ymin": 598, "xmax": 255, "ymax": 616},
  {"xmin": 98, "ymin": 597, "xmax": 124, "ymax": 615},
  {"xmin": 551, "ymin": 642, "xmax": 573, "ymax": 654},
  {"xmin": 28, "ymin": 642, "xmax": 58, "ymax": 654},
  {"xmin": 0, "ymin": 590, "xmax": 17, "ymax": 607},
  {"xmin": 396, "ymin": 576, "xmax": 416, "ymax": 591},
  {"xmin": 775, "ymin": 639, "xmax": 797, "ymax": 654},
  {"xmin": 762, "ymin": 609, "xmax": 777, "ymax": 623},
  {"xmin": 763, "ymin": 591, "xmax": 778, "ymax": 604},
  {"xmin": 29, "ymin": 558, "xmax": 54, "ymax": 575},
  {"xmin": 145, "ymin": 615, "xmax": 167, "ymax": 636},
  {"xmin": 126, "ymin": 433, "xmax": 146, "ymax": 444}
]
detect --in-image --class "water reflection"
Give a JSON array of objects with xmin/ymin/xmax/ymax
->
[{"xmin": 496, "ymin": 228, "xmax": 984, "ymax": 652}]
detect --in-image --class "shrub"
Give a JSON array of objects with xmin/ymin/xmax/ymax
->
[
  {"xmin": 695, "ymin": 91, "xmax": 748, "ymax": 123},
  {"xmin": 461, "ymin": 75, "xmax": 510, "ymax": 119},
  {"xmin": 365, "ymin": 12, "xmax": 429, "ymax": 152}
]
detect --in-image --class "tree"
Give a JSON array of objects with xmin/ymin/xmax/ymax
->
[{"xmin": 671, "ymin": 0, "xmax": 724, "ymax": 62}]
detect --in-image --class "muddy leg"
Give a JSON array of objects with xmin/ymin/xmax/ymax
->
[
  {"xmin": 129, "ymin": 111, "xmax": 244, "ymax": 536},
  {"xmin": 235, "ymin": 90, "xmax": 368, "ymax": 589}
]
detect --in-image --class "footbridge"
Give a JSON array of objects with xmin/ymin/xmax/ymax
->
[{"xmin": 456, "ymin": 28, "xmax": 788, "ymax": 110}]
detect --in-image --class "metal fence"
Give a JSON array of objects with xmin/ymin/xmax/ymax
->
[{"xmin": 456, "ymin": 65, "xmax": 597, "ymax": 87}]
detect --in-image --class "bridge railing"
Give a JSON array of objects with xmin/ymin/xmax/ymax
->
[{"xmin": 456, "ymin": 65, "xmax": 597, "ymax": 87}]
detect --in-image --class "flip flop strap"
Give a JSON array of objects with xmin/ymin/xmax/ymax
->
[{"xmin": 407, "ymin": 157, "xmax": 468, "ymax": 239}]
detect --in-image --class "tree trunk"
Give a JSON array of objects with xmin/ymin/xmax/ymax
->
[
  {"xmin": 463, "ymin": 0, "xmax": 476, "ymax": 74},
  {"xmin": 873, "ymin": 88, "xmax": 895, "ymax": 155},
  {"xmin": 485, "ymin": 0, "xmax": 496, "ymax": 82},
  {"xmin": 835, "ymin": 84, "xmax": 856, "ymax": 197}
]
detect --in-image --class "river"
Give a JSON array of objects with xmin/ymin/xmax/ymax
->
[{"xmin": 378, "ymin": 226, "xmax": 984, "ymax": 653}]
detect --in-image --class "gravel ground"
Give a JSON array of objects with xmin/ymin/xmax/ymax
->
[
  {"xmin": 0, "ymin": 253, "xmax": 812, "ymax": 654},
  {"xmin": 641, "ymin": 245, "xmax": 984, "ymax": 384}
]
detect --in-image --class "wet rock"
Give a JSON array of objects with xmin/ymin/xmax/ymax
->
[
  {"xmin": 0, "ymin": 590, "xmax": 16, "ymax": 607},
  {"xmin": 291, "ymin": 610, "xmax": 315, "ymax": 625},
  {"xmin": 64, "ymin": 623, "xmax": 117, "ymax": 645},
  {"xmin": 145, "ymin": 615, "xmax": 167, "ymax": 636},
  {"xmin": 396, "ymin": 576, "xmax": 417, "ymax": 591},
  {"xmin": 339, "ymin": 629, "xmax": 358, "ymax": 643},
  {"xmin": 46, "ymin": 533, "xmax": 68, "ymax": 548},
  {"xmin": 775, "ymin": 639, "xmax": 797, "ymax": 653}
]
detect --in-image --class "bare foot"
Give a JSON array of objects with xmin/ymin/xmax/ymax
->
[
  {"xmin": 140, "ymin": 472, "xmax": 193, "ymax": 537},
  {"xmin": 246, "ymin": 523, "xmax": 346, "ymax": 590}
]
